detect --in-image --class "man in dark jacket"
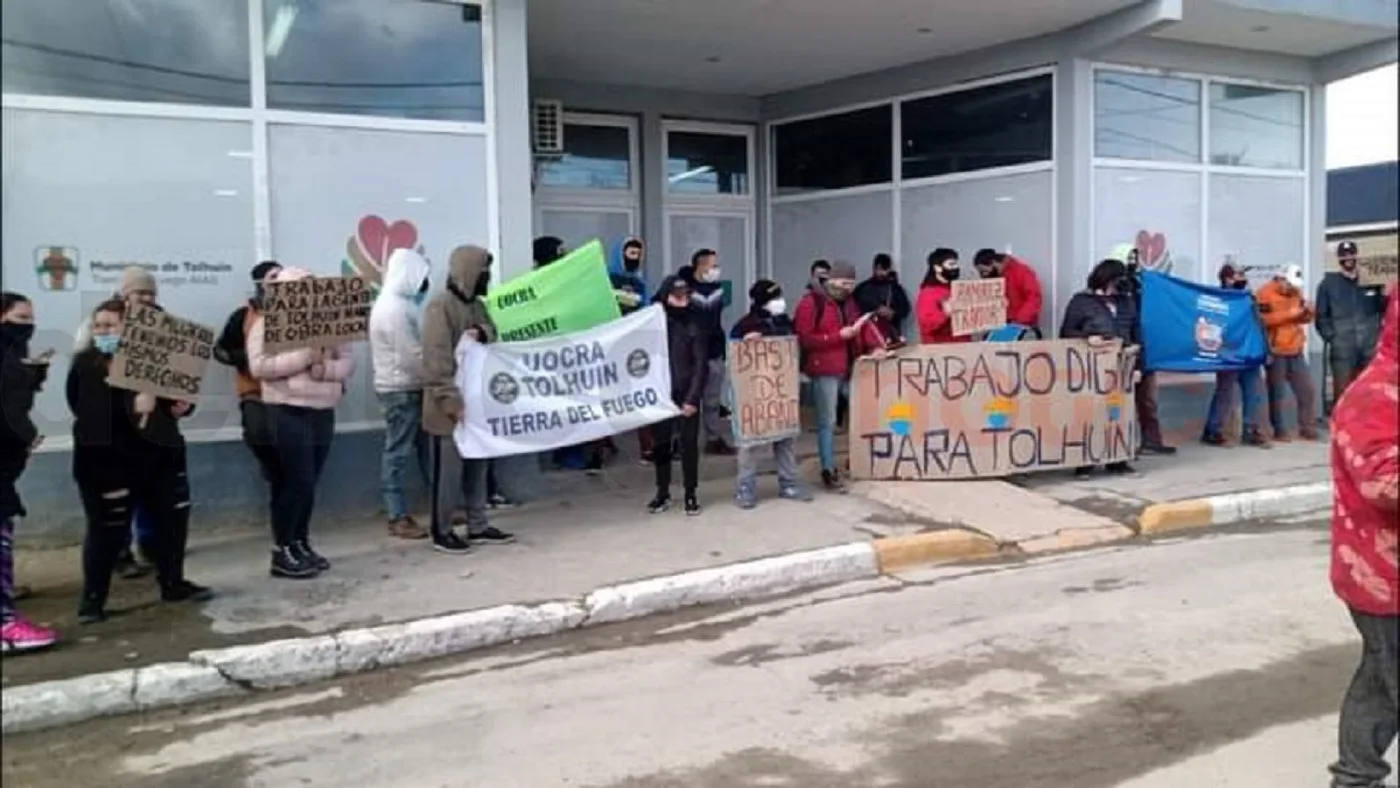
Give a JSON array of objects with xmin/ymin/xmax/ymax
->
[
  {"xmin": 685, "ymin": 248, "xmax": 733, "ymax": 456},
  {"xmin": 854, "ymin": 253, "xmax": 911, "ymax": 343},
  {"xmin": 1316, "ymin": 240, "xmax": 1387, "ymax": 405},
  {"xmin": 730, "ymin": 280, "xmax": 814, "ymax": 509},
  {"xmin": 1060, "ymin": 259, "xmax": 1137, "ymax": 476},
  {"xmin": 651, "ymin": 276, "xmax": 708, "ymax": 516}
]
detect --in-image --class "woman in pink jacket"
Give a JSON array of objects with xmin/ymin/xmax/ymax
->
[{"xmin": 246, "ymin": 267, "xmax": 356, "ymax": 579}]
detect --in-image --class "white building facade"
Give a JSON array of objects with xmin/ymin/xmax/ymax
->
[{"xmin": 3, "ymin": 0, "xmax": 1396, "ymax": 536}]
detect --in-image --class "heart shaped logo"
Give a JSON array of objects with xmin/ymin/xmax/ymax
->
[
  {"xmin": 1135, "ymin": 231, "xmax": 1169, "ymax": 271},
  {"xmin": 343, "ymin": 215, "xmax": 421, "ymax": 292}
]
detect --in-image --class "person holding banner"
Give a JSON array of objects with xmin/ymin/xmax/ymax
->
[
  {"xmin": 421, "ymin": 245, "xmax": 515, "ymax": 552},
  {"xmin": 854, "ymin": 253, "xmax": 911, "ymax": 345},
  {"xmin": 915, "ymin": 248, "xmax": 971, "ymax": 345},
  {"xmin": 650, "ymin": 276, "xmax": 710, "ymax": 516},
  {"xmin": 1257, "ymin": 265, "xmax": 1321, "ymax": 442},
  {"xmin": 1201, "ymin": 263, "xmax": 1270, "ymax": 448},
  {"xmin": 730, "ymin": 280, "xmax": 815, "ymax": 509},
  {"xmin": 68, "ymin": 299, "xmax": 210, "ymax": 623},
  {"xmin": 1060, "ymin": 259, "xmax": 1138, "ymax": 477},
  {"xmin": 247, "ymin": 268, "xmax": 357, "ymax": 579}
]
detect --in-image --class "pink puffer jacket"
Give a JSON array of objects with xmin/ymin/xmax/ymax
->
[{"xmin": 246, "ymin": 267, "xmax": 355, "ymax": 410}]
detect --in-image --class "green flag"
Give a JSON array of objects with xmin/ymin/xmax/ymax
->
[{"xmin": 485, "ymin": 240, "xmax": 622, "ymax": 342}]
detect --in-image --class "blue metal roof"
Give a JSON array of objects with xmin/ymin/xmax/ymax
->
[{"xmin": 1327, "ymin": 161, "xmax": 1399, "ymax": 228}]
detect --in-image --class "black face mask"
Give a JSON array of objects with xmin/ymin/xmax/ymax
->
[
  {"xmin": 940, "ymin": 267, "xmax": 961, "ymax": 283},
  {"xmin": 1230, "ymin": 280, "xmax": 1248, "ymax": 290},
  {"xmin": 0, "ymin": 322, "xmax": 34, "ymax": 353},
  {"xmin": 474, "ymin": 271, "xmax": 491, "ymax": 297}
]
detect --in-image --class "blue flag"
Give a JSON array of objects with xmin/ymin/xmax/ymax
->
[{"xmin": 1140, "ymin": 270, "xmax": 1267, "ymax": 373}]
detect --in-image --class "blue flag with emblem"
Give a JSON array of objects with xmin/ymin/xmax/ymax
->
[{"xmin": 1139, "ymin": 270, "xmax": 1268, "ymax": 372}]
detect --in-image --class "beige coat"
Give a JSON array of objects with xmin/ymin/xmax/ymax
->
[{"xmin": 421, "ymin": 245, "xmax": 496, "ymax": 436}]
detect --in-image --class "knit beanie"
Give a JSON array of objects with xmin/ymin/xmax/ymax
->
[
  {"xmin": 119, "ymin": 266, "xmax": 157, "ymax": 298},
  {"xmin": 828, "ymin": 261, "xmax": 857, "ymax": 281},
  {"xmin": 748, "ymin": 279, "xmax": 782, "ymax": 308}
]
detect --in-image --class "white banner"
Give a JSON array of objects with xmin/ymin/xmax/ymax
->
[{"xmin": 454, "ymin": 305, "xmax": 680, "ymax": 458}]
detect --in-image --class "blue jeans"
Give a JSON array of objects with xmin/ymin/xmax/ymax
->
[
  {"xmin": 1203, "ymin": 368, "xmax": 1265, "ymax": 437},
  {"xmin": 126, "ymin": 506, "xmax": 155, "ymax": 556},
  {"xmin": 377, "ymin": 391, "xmax": 429, "ymax": 520},
  {"xmin": 811, "ymin": 376, "xmax": 847, "ymax": 473}
]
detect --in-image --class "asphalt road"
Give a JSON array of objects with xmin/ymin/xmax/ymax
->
[{"xmin": 5, "ymin": 517, "xmax": 1396, "ymax": 788}]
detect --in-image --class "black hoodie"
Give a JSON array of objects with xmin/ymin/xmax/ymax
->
[
  {"xmin": 0, "ymin": 327, "xmax": 42, "ymax": 518},
  {"xmin": 66, "ymin": 348, "xmax": 188, "ymax": 490},
  {"xmin": 657, "ymin": 278, "xmax": 709, "ymax": 408}
]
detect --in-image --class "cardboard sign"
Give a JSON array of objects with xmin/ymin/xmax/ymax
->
[
  {"xmin": 728, "ymin": 336, "xmax": 801, "ymax": 445},
  {"xmin": 948, "ymin": 279, "xmax": 1007, "ymax": 336},
  {"xmin": 107, "ymin": 303, "xmax": 215, "ymax": 401},
  {"xmin": 848, "ymin": 339, "xmax": 1139, "ymax": 480},
  {"xmin": 262, "ymin": 275, "xmax": 371, "ymax": 352},
  {"xmin": 1358, "ymin": 255, "xmax": 1398, "ymax": 288}
]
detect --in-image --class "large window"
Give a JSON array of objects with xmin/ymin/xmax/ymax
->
[
  {"xmin": 537, "ymin": 123, "xmax": 634, "ymax": 190},
  {"xmin": 900, "ymin": 74, "xmax": 1053, "ymax": 180},
  {"xmin": 262, "ymin": 0, "xmax": 484, "ymax": 122},
  {"xmin": 773, "ymin": 105, "xmax": 892, "ymax": 195},
  {"xmin": 1, "ymin": 0, "xmax": 252, "ymax": 106},
  {"xmin": 667, "ymin": 131, "xmax": 750, "ymax": 196},
  {"xmin": 1209, "ymin": 83, "xmax": 1304, "ymax": 170},
  {"xmin": 1094, "ymin": 71, "xmax": 1201, "ymax": 163}
]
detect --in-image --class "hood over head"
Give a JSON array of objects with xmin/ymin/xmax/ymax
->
[
  {"xmin": 383, "ymin": 247, "xmax": 431, "ymax": 298},
  {"xmin": 609, "ymin": 236, "xmax": 646, "ymax": 278},
  {"xmin": 533, "ymin": 236, "xmax": 566, "ymax": 268},
  {"xmin": 120, "ymin": 266, "xmax": 157, "ymax": 298},
  {"xmin": 447, "ymin": 245, "xmax": 491, "ymax": 294}
]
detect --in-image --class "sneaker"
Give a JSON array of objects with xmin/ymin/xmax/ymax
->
[
  {"xmin": 1, "ymin": 616, "xmax": 58, "ymax": 653},
  {"xmin": 270, "ymin": 546, "xmax": 319, "ymax": 579},
  {"xmin": 1200, "ymin": 432, "xmax": 1228, "ymax": 447},
  {"xmin": 1073, "ymin": 467, "xmax": 1093, "ymax": 478},
  {"xmin": 76, "ymin": 598, "xmax": 108, "ymax": 625},
  {"xmin": 1139, "ymin": 443, "xmax": 1177, "ymax": 456},
  {"xmin": 1272, "ymin": 430, "xmax": 1293, "ymax": 443},
  {"xmin": 735, "ymin": 487, "xmax": 757, "ymax": 510},
  {"xmin": 1299, "ymin": 429, "xmax": 1322, "ymax": 442},
  {"xmin": 779, "ymin": 484, "xmax": 815, "ymax": 502},
  {"xmin": 706, "ymin": 440, "xmax": 736, "ymax": 456},
  {"xmin": 646, "ymin": 493, "xmax": 671, "ymax": 514},
  {"xmin": 388, "ymin": 516, "xmax": 429, "ymax": 540},
  {"xmin": 1243, "ymin": 429, "xmax": 1272, "ymax": 448},
  {"xmin": 161, "ymin": 580, "xmax": 214, "ymax": 603},
  {"xmin": 469, "ymin": 526, "xmax": 516, "ymax": 546},
  {"xmin": 820, "ymin": 469, "xmax": 846, "ymax": 493},
  {"xmin": 1106, "ymin": 461, "xmax": 1137, "ymax": 474},
  {"xmin": 294, "ymin": 541, "xmax": 331, "ymax": 572},
  {"xmin": 684, "ymin": 493, "xmax": 702, "ymax": 516},
  {"xmin": 486, "ymin": 492, "xmax": 518, "ymax": 510},
  {"xmin": 432, "ymin": 531, "xmax": 473, "ymax": 555}
]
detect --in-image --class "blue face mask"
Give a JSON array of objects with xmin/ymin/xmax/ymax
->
[{"xmin": 93, "ymin": 334, "xmax": 121, "ymax": 355}]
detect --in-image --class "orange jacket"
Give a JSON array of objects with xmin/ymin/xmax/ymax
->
[{"xmin": 1255, "ymin": 280, "xmax": 1312, "ymax": 356}]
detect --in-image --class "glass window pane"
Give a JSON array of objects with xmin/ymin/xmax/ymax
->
[
  {"xmin": 1093, "ymin": 167, "xmax": 1203, "ymax": 285},
  {"xmin": 773, "ymin": 105, "xmax": 892, "ymax": 195},
  {"xmin": 1208, "ymin": 173, "xmax": 1306, "ymax": 280},
  {"xmin": 537, "ymin": 124, "xmax": 632, "ymax": 190},
  {"xmin": 1, "ymin": 0, "xmax": 251, "ymax": 106},
  {"xmin": 667, "ymin": 132, "xmax": 750, "ymax": 196},
  {"xmin": 900, "ymin": 74, "xmax": 1053, "ymax": 180},
  {"xmin": 263, "ymin": 0, "xmax": 484, "ymax": 122},
  {"xmin": 1094, "ymin": 71, "xmax": 1201, "ymax": 163},
  {"xmin": 1209, "ymin": 83, "xmax": 1303, "ymax": 170}
]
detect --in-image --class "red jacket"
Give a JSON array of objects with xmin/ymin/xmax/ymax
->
[
  {"xmin": 794, "ymin": 290, "xmax": 881, "ymax": 378},
  {"xmin": 915, "ymin": 283, "xmax": 972, "ymax": 345},
  {"xmin": 1329, "ymin": 288, "xmax": 1399, "ymax": 616},
  {"xmin": 1002, "ymin": 256, "xmax": 1044, "ymax": 328}
]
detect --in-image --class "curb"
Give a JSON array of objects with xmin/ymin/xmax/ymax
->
[
  {"xmin": 1138, "ymin": 482, "xmax": 1331, "ymax": 535},
  {"xmin": 2, "ymin": 543, "xmax": 880, "ymax": 735}
]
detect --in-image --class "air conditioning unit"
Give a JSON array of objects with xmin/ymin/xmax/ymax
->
[{"xmin": 532, "ymin": 99, "xmax": 564, "ymax": 155}]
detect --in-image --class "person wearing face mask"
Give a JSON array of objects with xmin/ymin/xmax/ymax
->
[
  {"xmin": 420, "ymin": 245, "xmax": 515, "ymax": 555},
  {"xmin": 794, "ymin": 261, "xmax": 884, "ymax": 492},
  {"xmin": 973, "ymin": 249, "xmax": 1044, "ymax": 334},
  {"xmin": 650, "ymin": 276, "xmax": 709, "ymax": 516},
  {"xmin": 214, "ymin": 261, "xmax": 284, "ymax": 534},
  {"xmin": 370, "ymin": 248, "xmax": 434, "ymax": 541},
  {"xmin": 0, "ymin": 292, "xmax": 59, "ymax": 652},
  {"xmin": 247, "ymin": 268, "xmax": 357, "ymax": 579},
  {"xmin": 606, "ymin": 236, "xmax": 657, "ymax": 464},
  {"xmin": 684, "ymin": 249, "xmax": 734, "ymax": 456},
  {"xmin": 854, "ymin": 253, "xmax": 911, "ymax": 344},
  {"xmin": 1060, "ymin": 259, "xmax": 1137, "ymax": 477},
  {"xmin": 729, "ymin": 280, "xmax": 815, "ymax": 509},
  {"xmin": 1257, "ymin": 264, "xmax": 1320, "ymax": 442},
  {"xmin": 1201, "ymin": 263, "xmax": 1270, "ymax": 448},
  {"xmin": 1316, "ymin": 240, "xmax": 1387, "ymax": 406},
  {"xmin": 67, "ymin": 299, "xmax": 209, "ymax": 623},
  {"xmin": 915, "ymin": 248, "xmax": 971, "ymax": 345}
]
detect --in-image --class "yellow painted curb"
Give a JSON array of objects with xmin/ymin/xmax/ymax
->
[
  {"xmin": 873, "ymin": 530, "xmax": 1000, "ymax": 573},
  {"xmin": 1138, "ymin": 500, "xmax": 1214, "ymax": 535}
]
